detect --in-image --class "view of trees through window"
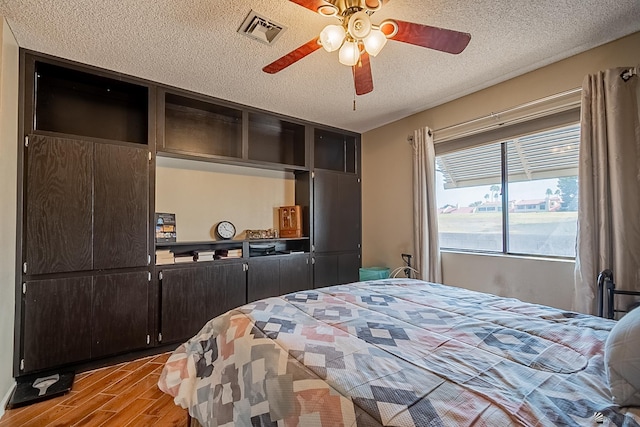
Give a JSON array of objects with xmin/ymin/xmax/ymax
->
[{"xmin": 436, "ymin": 124, "xmax": 579, "ymax": 257}]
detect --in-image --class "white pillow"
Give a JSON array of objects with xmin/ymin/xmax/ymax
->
[{"xmin": 605, "ymin": 306, "xmax": 640, "ymax": 406}]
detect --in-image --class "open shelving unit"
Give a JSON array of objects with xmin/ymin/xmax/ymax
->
[{"xmin": 155, "ymin": 237, "xmax": 310, "ymax": 263}]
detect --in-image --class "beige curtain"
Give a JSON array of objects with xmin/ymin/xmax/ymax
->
[
  {"xmin": 412, "ymin": 127, "xmax": 442, "ymax": 283},
  {"xmin": 574, "ymin": 67, "xmax": 640, "ymax": 315}
]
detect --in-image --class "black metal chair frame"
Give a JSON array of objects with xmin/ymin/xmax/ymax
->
[{"xmin": 597, "ymin": 269, "xmax": 640, "ymax": 319}]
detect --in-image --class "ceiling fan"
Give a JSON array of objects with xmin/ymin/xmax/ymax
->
[{"xmin": 263, "ymin": 0, "xmax": 471, "ymax": 96}]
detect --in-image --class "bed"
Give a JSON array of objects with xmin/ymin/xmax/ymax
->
[{"xmin": 158, "ymin": 278, "xmax": 640, "ymax": 426}]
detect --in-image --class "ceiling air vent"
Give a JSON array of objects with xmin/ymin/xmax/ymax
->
[{"xmin": 238, "ymin": 10, "xmax": 286, "ymax": 45}]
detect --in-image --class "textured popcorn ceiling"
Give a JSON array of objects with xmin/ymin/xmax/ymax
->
[{"xmin": 1, "ymin": 0, "xmax": 639, "ymax": 133}]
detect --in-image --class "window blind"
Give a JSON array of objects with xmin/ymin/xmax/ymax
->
[{"xmin": 434, "ymin": 89, "xmax": 581, "ymax": 189}]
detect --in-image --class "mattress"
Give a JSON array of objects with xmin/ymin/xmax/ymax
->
[{"xmin": 158, "ymin": 279, "xmax": 640, "ymax": 426}]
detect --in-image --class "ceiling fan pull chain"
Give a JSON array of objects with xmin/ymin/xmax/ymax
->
[{"xmin": 352, "ymin": 67, "xmax": 357, "ymax": 111}]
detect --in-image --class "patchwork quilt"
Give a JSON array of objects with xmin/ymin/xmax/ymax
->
[{"xmin": 158, "ymin": 279, "xmax": 640, "ymax": 426}]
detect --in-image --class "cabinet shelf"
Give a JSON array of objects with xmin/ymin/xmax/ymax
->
[
  {"xmin": 314, "ymin": 128, "xmax": 358, "ymax": 173},
  {"xmin": 156, "ymin": 237, "xmax": 309, "ymax": 247},
  {"xmin": 34, "ymin": 61, "xmax": 148, "ymax": 144},
  {"xmin": 160, "ymin": 89, "xmax": 308, "ymax": 171},
  {"xmin": 156, "ymin": 238, "xmax": 309, "ymax": 263},
  {"xmin": 248, "ymin": 113, "xmax": 306, "ymax": 167},
  {"xmin": 163, "ymin": 92, "xmax": 242, "ymax": 159}
]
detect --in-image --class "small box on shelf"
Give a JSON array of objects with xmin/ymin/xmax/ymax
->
[{"xmin": 278, "ymin": 205, "xmax": 302, "ymax": 238}]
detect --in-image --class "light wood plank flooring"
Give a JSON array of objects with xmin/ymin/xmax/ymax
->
[{"xmin": 0, "ymin": 353, "xmax": 188, "ymax": 427}]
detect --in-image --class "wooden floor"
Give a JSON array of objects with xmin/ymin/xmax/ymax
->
[{"xmin": 0, "ymin": 353, "xmax": 188, "ymax": 427}]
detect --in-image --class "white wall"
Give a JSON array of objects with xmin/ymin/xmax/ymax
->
[
  {"xmin": 156, "ymin": 157, "xmax": 296, "ymax": 241},
  {"xmin": 0, "ymin": 17, "xmax": 19, "ymax": 414},
  {"xmin": 442, "ymin": 252, "xmax": 575, "ymax": 310}
]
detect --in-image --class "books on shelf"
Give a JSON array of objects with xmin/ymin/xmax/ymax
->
[
  {"xmin": 155, "ymin": 249, "xmax": 174, "ymax": 265},
  {"xmin": 174, "ymin": 251, "xmax": 196, "ymax": 263},
  {"xmin": 214, "ymin": 248, "xmax": 243, "ymax": 259},
  {"xmin": 156, "ymin": 247, "xmax": 244, "ymax": 264},
  {"xmin": 196, "ymin": 250, "xmax": 216, "ymax": 262},
  {"xmin": 155, "ymin": 213, "xmax": 176, "ymax": 243}
]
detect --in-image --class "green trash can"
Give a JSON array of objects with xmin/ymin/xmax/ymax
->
[{"xmin": 359, "ymin": 267, "xmax": 390, "ymax": 281}]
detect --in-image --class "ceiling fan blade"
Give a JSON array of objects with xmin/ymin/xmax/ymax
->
[
  {"xmin": 288, "ymin": 0, "xmax": 329, "ymax": 13},
  {"xmin": 389, "ymin": 19, "xmax": 471, "ymax": 54},
  {"xmin": 353, "ymin": 52, "xmax": 373, "ymax": 95},
  {"xmin": 263, "ymin": 37, "xmax": 322, "ymax": 74}
]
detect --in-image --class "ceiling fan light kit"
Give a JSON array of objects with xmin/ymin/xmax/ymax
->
[
  {"xmin": 338, "ymin": 39, "xmax": 360, "ymax": 66},
  {"xmin": 319, "ymin": 24, "xmax": 345, "ymax": 52},
  {"xmin": 321, "ymin": 10, "xmax": 387, "ymax": 63},
  {"xmin": 362, "ymin": 27, "xmax": 387, "ymax": 56},
  {"xmin": 263, "ymin": 0, "xmax": 471, "ymax": 96}
]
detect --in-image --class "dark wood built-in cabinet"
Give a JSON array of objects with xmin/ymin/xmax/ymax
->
[
  {"xmin": 93, "ymin": 143, "xmax": 150, "ymax": 270},
  {"xmin": 312, "ymin": 134, "xmax": 362, "ymax": 287},
  {"xmin": 25, "ymin": 136, "xmax": 93, "ymax": 275},
  {"xmin": 313, "ymin": 252, "xmax": 361, "ymax": 289},
  {"xmin": 22, "ymin": 271, "xmax": 150, "ymax": 372},
  {"xmin": 160, "ymin": 262, "xmax": 246, "ymax": 344},
  {"xmin": 162, "ymin": 92, "xmax": 242, "ymax": 159},
  {"xmin": 247, "ymin": 254, "xmax": 310, "ymax": 303},
  {"xmin": 18, "ymin": 52, "xmax": 153, "ymax": 376},
  {"xmin": 16, "ymin": 50, "xmax": 361, "ymax": 376},
  {"xmin": 314, "ymin": 128, "xmax": 358, "ymax": 173},
  {"xmin": 247, "ymin": 113, "xmax": 306, "ymax": 166},
  {"xmin": 34, "ymin": 61, "xmax": 148, "ymax": 144},
  {"xmin": 25, "ymin": 135, "xmax": 149, "ymax": 275},
  {"xmin": 91, "ymin": 272, "xmax": 150, "ymax": 358},
  {"xmin": 22, "ymin": 277, "xmax": 93, "ymax": 372},
  {"xmin": 280, "ymin": 254, "xmax": 312, "ymax": 294},
  {"xmin": 313, "ymin": 170, "xmax": 361, "ymax": 253}
]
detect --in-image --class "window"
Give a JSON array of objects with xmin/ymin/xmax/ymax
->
[{"xmin": 436, "ymin": 123, "xmax": 579, "ymax": 257}]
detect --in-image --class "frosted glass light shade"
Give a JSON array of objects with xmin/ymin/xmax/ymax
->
[
  {"xmin": 338, "ymin": 40, "xmax": 360, "ymax": 66},
  {"xmin": 319, "ymin": 25, "xmax": 345, "ymax": 52},
  {"xmin": 363, "ymin": 29, "xmax": 387, "ymax": 56}
]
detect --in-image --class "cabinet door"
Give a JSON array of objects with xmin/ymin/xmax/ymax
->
[
  {"xmin": 209, "ymin": 263, "xmax": 247, "ymax": 319},
  {"xmin": 25, "ymin": 135, "xmax": 93, "ymax": 274},
  {"xmin": 94, "ymin": 143, "xmax": 149, "ymax": 270},
  {"xmin": 313, "ymin": 170, "xmax": 361, "ymax": 253},
  {"xmin": 313, "ymin": 254, "xmax": 338, "ymax": 289},
  {"xmin": 280, "ymin": 254, "xmax": 310, "ymax": 295},
  {"xmin": 23, "ymin": 276, "xmax": 93, "ymax": 372},
  {"xmin": 248, "ymin": 257, "xmax": 280, "ymax": 302},
  {"xmin": 92, "ymin": 271, "xmax": 149, "ymax": 358},
  {"xmin": 160, "ymin": 266, "xmax": 211, "ymax": 343},
  {"xmin": 338, "ymin": 252, "xmax": 361, "ymax": 284},
  {"xmin": 161, "ymin": 263, "xmax": 246, "ymax": 343},
  {"xmin": 314, "ymin": 252, "xmax": 360, "ymax": 288}
]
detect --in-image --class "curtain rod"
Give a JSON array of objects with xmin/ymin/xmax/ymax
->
[
  {"xmin": 407, "ymin": 68, "xmax": 636, "ymax": 143},
  {"xmin": 430, "ymin": 87, "xmax": 582, "ymax": 135}
]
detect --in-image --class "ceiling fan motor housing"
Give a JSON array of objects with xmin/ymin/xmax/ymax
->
[{"xmin": 348, "ymin": 11, "xmax": 372, "ymax": 40}]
